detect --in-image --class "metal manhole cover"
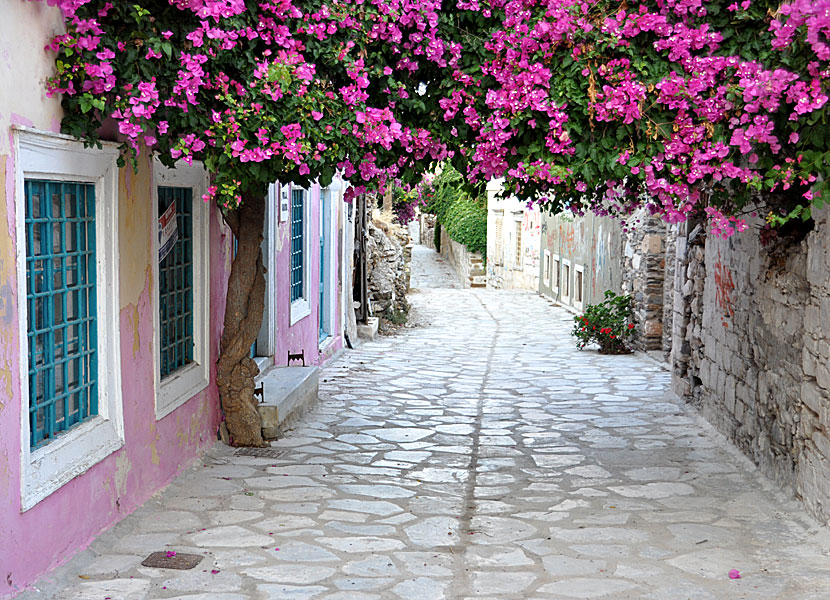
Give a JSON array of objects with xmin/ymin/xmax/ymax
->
[
  {"xmin": 141, "ymin": 551, "xmax": 203, "ymax": 570},
  {"xmin": 234, "ymin": 447, "xmax": 287, "ymax": 459}
]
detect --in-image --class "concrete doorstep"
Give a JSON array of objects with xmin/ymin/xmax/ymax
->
[{"xmin": 255, "ymin": 366, "xmax": 320, "ymax": 439}]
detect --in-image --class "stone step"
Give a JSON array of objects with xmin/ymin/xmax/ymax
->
[
  {"xmin": 357, "ymin": 316, "xmax": 379, "ymax": 341},
  {"xmin": 256, "ymin": 366, "xmax": 320, "ymax": 440}
]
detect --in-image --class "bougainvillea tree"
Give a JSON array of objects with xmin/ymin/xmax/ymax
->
[{"xmin": 41, "ymin": 0, "xmax": 829, "ymax": 444}]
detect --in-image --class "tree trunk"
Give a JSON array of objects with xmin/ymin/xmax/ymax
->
[{"xmin": 217, "ymin": 189, "xmax": 267, "ymax": 447}]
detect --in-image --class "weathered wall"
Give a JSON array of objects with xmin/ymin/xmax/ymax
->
[
  {"xmin": 486, "ymin": 182, "xmax": 540, "ymax": 291},
  {"xmin": 439, "ymin": 228, "xmax": 486, "ymax": 288},
  {"xmin": 272, "ymin": 184, "xmax": 344, "ymax": 367},
  {"xmin": 662, "ymin": 225, "xmax": 679, "ymax": 358},
  {"xmin": 487, "ymin": 179, "xmax": 542, "ymax": 291},
  {"xmin": 538, "ymin": 209, "xmax": 674, "ymax": 353},
  {"xmin": 619, "ymin": 210, "xmax": 675, "ymax": 352},
  {"xmin": 0, "ymin": 7, "xmax": 228, "ymax": 595},
  {"xmin": 538, "ymin": 212, "xmax": 623, "ymax": 309},
  {"xmin": 672, "ymin": 210, "xmax": 830, "ymax": 522}
]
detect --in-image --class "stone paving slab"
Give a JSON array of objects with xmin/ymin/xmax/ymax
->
[{"xmin": 16, "ymin": 245, "xmax": 830, "ymax": 599}]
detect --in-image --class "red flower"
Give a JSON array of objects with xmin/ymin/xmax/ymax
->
[{"xmin": 627, "ymin": 323, "xmax": 635, "ymax": 329}]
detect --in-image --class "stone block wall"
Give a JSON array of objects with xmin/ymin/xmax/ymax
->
[
  {"xmin": 672, "ymin": 209, "xmax": 830, "ymax": 522},
  {"xmin": 620, "ymin": 210, "xmax": 674, "ymax": 352},
  {"xmin": 798, "ymin": 207, "xmax": 830, "ymax": 519},
  {"xmin": 440, "ymin": 229, "xmax": 486, "ymax": 288}
]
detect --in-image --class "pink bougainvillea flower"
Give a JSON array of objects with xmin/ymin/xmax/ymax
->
[{"xmin": 729, "ymin": 569, "xmax": 741, "ymax": 579}]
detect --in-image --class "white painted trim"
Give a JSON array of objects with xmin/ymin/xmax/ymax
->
[
  {"xmin": 339, "ymin": 178, "xmax": 353, "ymax": 342},
  {"xmin": 290, "ymin": 298, "xmax": 311, "ymax": 326},
  {"xmin": 552, "ymin": 253, "xmax": 561, "ymax": 295},
  {"xmin": 14, "ymin": 129, "xmax": 124, "ymax": 511},
  {"xmin": 327, "ymin": 190, "xmax": 338, "ymax": 340},
  {"xmin": 152, "ymin": 159, "xmax": 210, "ymax": 420},
  {"xmin": 256, "ymin": 184, "xmax": 279, "ymax": 357},
  {"xmin": 318, "ymin": 188, "xmax": 338, "ymax": 345},
  {"xmin": 543, "ymin": 250, "xmax": 551, "ymax": 286},
  {"xmin": 513, "ymin": 217, "xmax": 523, "ymax": 270},
  {"xmin": 290, "ymin": 187, "xmax": 312, "ymax": 326},
  {"xmin": 574, "ymin": 263, "xmax": 585, "ymax": 311},
  {"xmin": 561, "ymin": 258, "xmax": 572, "ymax": 305}
]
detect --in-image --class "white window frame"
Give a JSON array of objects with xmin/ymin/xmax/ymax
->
[
  {"xmin": 319, "ymin": 187, "xmax": 338, "ymax": 348},
  {"xmin": 14, "ymin": 128, "xmax": 124, "ymax": 511},
  {"xmin": 492, "ymin": 210, "xmax": 504, "ymax": 266},
  {"xmin": 251, "ymin": 184, "xmax": 279, "ymax": 375},
  {"xmin": 574, "ymin": 263, "xmax": 585, "ymax": 311},
  {"xmin": 152, "ymin": 159, "xmax": 210, "ymax": 420},
  {"xmin": 552, "ymin": 254, "xmax": 561, "ymax": 295},
  {"xmin": 543, "ymin": 250, "xmax": 551, "ymax": 286},
  {"xmin": 289, "ymin": 186, "xmax": 312, "ymax": 326},
  {"xmin": 561, "ymin": 258, "xmax": 571, "ymax": 304},
  {"xmin": 513, "ymin": 216, "xmax": 523, "ymax": 270}
]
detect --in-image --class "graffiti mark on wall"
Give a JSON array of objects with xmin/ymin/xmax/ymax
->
[
  {"xmin": 563, "ymin": 224, "xmax": 575, "ymax": 255},
  {"xmin": 521, "ymin": 209, "xmax": 541, "ymax": 268},
  {"xmin": 714, "ymin": 253, "xmax": 735, "ymax": 326},
  {"xmin": 522, "ymin": 210, "xmax": 541, "ymax": 235}
]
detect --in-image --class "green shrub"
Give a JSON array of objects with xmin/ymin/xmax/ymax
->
[
  {"xmin": 424, "ymin": 165, "xmax": 486, "ymax": 256},
  {"xmin": 571, "ymin": 291, "xmax": 635, "ymax": 354}
]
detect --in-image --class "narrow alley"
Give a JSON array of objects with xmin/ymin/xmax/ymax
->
[{"xmin": 19, "ymin": 246, "xmax": 830, "ymax": 600}]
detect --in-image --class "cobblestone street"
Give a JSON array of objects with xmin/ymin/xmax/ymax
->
[{"xmin": 20, "ymin": 246, "xmax": 830, "ymax": 600}]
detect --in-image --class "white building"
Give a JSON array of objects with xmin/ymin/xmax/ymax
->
[{"xmin": 486, "ymin": 179, "xmax": 541, "ymax": 290}]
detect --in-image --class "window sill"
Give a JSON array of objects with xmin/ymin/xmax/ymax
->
[
  {"xmin": 290, "ymin": 298, "xmax": 311, "ymax": 326},
  {"xmin": 157, "ymin": 361, "xmax": 210, "ymax": 420},
  {"xmin": 23, "ymin": 416, "xmax": 123, "ymax": 511}
]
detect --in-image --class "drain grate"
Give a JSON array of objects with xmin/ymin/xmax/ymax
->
[
  {"xmin": 234, "ymin": 447, "xmax": 287, "ymax": 459},
  {"xmin": 141, "ymin": 552, "xmax": 203, "ymax": 570}
]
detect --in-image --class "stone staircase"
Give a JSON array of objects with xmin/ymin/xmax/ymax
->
[{"xmin": 470, "ymin": 255, "xmax": 487, "ymax": 288}]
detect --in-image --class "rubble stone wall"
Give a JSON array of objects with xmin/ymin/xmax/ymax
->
[
  {"xmin": 366, "ymin": 216, "xmax": 411, "ymax": 316},
  {"xmin": 672, "ymin": 209, "xmax": 830, "ymax": 522}
]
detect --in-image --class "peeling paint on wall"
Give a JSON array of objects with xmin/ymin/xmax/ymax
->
[
  {"xmin": 119, "ymin": 157, "xmax": 153, "ymax": 308},
  {"xmin": 114, "ymin": 451, "xmax": 131, "ymax": 497},
  {"xmin": 149, "ymin": 422, "xmax": 161, "ymax": 466}
]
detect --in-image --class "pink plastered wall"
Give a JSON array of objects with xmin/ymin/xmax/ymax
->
[
  {"xmin": 272, "ymin": 184, "xmax": 343, "ymax": 367},
  {"xmin": 0, "ymin": 151, "xmax": 229, "ymax": 597}
]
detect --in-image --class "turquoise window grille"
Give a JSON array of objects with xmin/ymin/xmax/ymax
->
[
  {"xmin": 158, "ymin": 187, "xmax": 194, "ymax": 378},
  {"xmin": 290, "ymin": 188, "xmax": 305, "ymax": 303},
  {"xmin": 25, "ymin": 180, "xmax": 98, "ymax": 449}
]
